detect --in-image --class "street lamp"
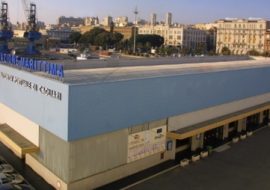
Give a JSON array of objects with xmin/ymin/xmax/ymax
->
[{"xmin": 133, "ymin": 7, "xmax": 138, "ymax": 54}]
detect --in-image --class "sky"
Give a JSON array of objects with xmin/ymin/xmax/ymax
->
[{"xmin": 8, "ymin": 0, "xmax": 270, "ymax": 24}]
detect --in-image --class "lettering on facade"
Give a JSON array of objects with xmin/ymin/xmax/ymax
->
[
  {"xmin": 0, "ymin": 53, "xmax": 64, "ymax": 79},
  {"xmin": 0, "ymin": 72, "xmax": 62, "ymax": 101}
]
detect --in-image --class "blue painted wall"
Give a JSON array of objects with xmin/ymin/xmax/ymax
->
[
  {"xmin": 2, "ymin": 63, "xmax": 270, "ymax": 142},
  {"xmin": 68, "ymin": 67, "xmax": 270, "ymax": 141},
  {"xmin": 0, "ymin": 65, "xmax": 69, "ymax": 140}
]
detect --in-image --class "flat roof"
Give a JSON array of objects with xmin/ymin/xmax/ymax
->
[
  {"xmin": 13, "ymin": 56, "xmax": 267, "ymax": 84},
  {"xmin": 59, "ymin": 59, "xmax": 270, "ymax": 85}
]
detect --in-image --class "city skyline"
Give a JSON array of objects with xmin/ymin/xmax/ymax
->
[{"xmin": 10, "ymin": 0, "xmax": 270, "ymax": 24}]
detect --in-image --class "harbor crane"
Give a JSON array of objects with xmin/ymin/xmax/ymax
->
[
  {"xmin": 0, "ymin": 2, "xmax": 13, "ymax": 53},
  {"xmin": 22, "ymin": 0, "xmax": 41, "ymax": 55}
]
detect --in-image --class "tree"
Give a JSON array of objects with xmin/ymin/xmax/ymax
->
[
  {"xmin": 129, "ymin": 34, "xmax": 164, "ymax": 53},
  {"xmin": 262, "ymin": 51, "xmax": 270, "ymax": 57},
  {"xmin": 78, "ymin": 27, "xmax": 123, "ymax": 49},
  {"xmin": 179, "ymin": 47, "xmax": 189, "ymax": 55},
  {"xmin": 221, "ymin": 47, "xmax": 231, "ymax": 55},
  {"xmin": 135, "ymin": 34, "xmax": 164, "ymax": 48},
  {"xmin": 156, "ymin": 46, "xmax": 179, "ymax": 56},
  {"xmin": 79, "ymin": 27, "xmax": 107, "ymax": 45},
  {"xmin": 111, "ymin": 32, "xmax": 124, "ymax": 46},
  {"xmin": 69, "ymin": 32, "xmax": 81, "ymax": 44},
  {"xmin": 95, "ymin": 32, "xmax": 111, "ymax": 47},
  {"xmin": 247, "ymin": 49, "xmax": 260, "ymax": 56},
  {"xmin": 194, "ymin": 42, "xmax": 206, "ymax": 55}
]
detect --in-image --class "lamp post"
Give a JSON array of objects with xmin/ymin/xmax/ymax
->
[{"xmin": 133, "ymin": 7, "xmax": 138, "ymax": 54}]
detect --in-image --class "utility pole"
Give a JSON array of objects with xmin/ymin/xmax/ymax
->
[{"xmin": 133, "ymin": 7, "xmax": 138, "ymax": 54}]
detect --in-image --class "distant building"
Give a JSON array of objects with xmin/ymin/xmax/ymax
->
[
  {"xmin": 115, "ymin": 16, "xmax": 128, "ymax": 27},
  {"xmin": 137, "ymin": 19, "xmax": 148, "ymax": 26},
  {"xmin": 14, "ymin": 22, "xmax": 27, "ymax": 30},
  {"xmin": 165, "ymin": 12, "xmax": 172, "ymax": 26},
  {"xmin": 84, "ymin": 17, "xmax": 99, "ymax": 26},
  {"xmin": 139, "ymin": 25, "xmax": 207, "ymax": 51},
  {"xmin": 216, "ymin": 18, "xmax": 270, "ymax": 54},
  {"xmin": 194, "ymin": 23, "xmax": 218, "ymax": 30},
  {"xmin": 150, "ymin": 13, "xmax": 157, "ymax": 26},
  {"xmin": 58, "ymin": 16, "xmax": 84, "ymax": 27},
  {"xmin": 102, "ymin": 16, "xmax": 113, "ymax": 27},
  {"xmin": 206, "ymin": 27, "xmax": 217, "ymax": 52},
  {"xmin": 264, "ymin": 31, "xmax": 270, "ymax": 53},
  {"xmin": 37, "ymin": 21, "xmax": 46, "ymax": 30},
  {"xmin": 194, "ymin": 23, "xmax": 217, "ymax": 52},
  {"xmin": 13, "ymin": 29, "xmax": 25, "ymax": 38},
  {"xmin": 47, "ymin": 28, "xmax": 73, "ymax": 41}
]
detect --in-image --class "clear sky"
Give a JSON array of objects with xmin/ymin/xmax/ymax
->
[{"xmin": 9, "ymin": 0, "xmax": 270, "ymax": 24}]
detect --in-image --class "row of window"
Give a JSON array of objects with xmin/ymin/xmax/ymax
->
[{"xmin": 219, "ymin": 23, "xmax": 264, "ymax": 29}]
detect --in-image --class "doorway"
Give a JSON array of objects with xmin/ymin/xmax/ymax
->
[{"xmin": 204, "ymin": 126, "xmax": 224, "ymax": 148}]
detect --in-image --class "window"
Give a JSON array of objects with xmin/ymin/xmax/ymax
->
[
  {"xmin": 176, "ymin": 138, "xmax": 190, "ymax": 148},
  {"xmin": 157, "ymin": 128, "xmax": 163, "ymax": 134}
]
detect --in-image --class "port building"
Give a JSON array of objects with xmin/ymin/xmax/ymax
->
[{"xmin": 0, "ymin": 56, "xmax": 270, "ymax": 189}]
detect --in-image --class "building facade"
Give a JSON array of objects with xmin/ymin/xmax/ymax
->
[
  {"xmin": 139, "ymin": 25, "xmax": 206, "ymax": 50},
  {"xmin": 47, "ymin": 28, "xmax": 74, "ymax": 41},
  {"xmin": 194, "ymin": 23, "xmax": 217, "ymax": 53},
  {"xmin": 264, "ymin": 30, "xmax": 270, "ymax": 53},
  {"xmin": 165, "ymin": 12, "xmax": 172, "ymax": 26},
  {"xmin": 115, "ymin": 16, "xmax": 128, "ymax": 27},
  {"xmin": 58, "ymin": 16, "xmax": 84, "ymax": 27},
  {"xmin": 216, "ymin": 18, "xmax": 270, "ymax": 55},
  {"xmin": 102, "ymin": 16, "xmax": 113, "ymax": 27},
  {"xmin": 1, "ymin": 57, "xmax": 270, "ymax": 190},
  {"xmin": 84, "ymin": 17, "xmax": 99, "ymax": 26},
  {"xmin": 150, "ymin": 13, "xmax": 157, "ymax": 26}
]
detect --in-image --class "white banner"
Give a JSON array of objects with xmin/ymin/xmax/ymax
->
[{"xmin": 127, "ymin": 125, "xmax": 166, "ymax": 163}]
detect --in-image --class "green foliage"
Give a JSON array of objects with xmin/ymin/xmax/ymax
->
[
  {"xmin": 156, "ymin": 46, "xmax": 179, "ymax": 56},
  {"xmin": 221, "ymin": 47, "xmax": 231, "ymax": 55},
  {"xmin": 179, "ymin": 47, "xmax": 189, "ymax": 55},
  {"xmin": 134, "ymin": 34, "xmax": 164, "ymax": 48},
  {"xmin": 247, "ymin": 49, "xmax": 260, "ymax": 56},
  {"xmin": 194, "ymin": 43, "xmax": 206, "ymax": 55},
  {"xmin": 78, "ymin": 27, "xmax": 123, "ymax": 49},
  {"xmin": 69, "ymin": 32, "xmax": 82, "ymax": 44},
  {"xmin": 208, "ymin": 50, "xmax": 217, "ymax": 56},
  {"xmin": 262, "ymin": 51, "xmax": 270, "ymax": 57},
  {"xmin": 79, "ymin": 27, "xmax": 106, "ymax": 44}
]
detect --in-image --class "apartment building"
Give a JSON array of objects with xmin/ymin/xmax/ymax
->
[
  {"xmin": 216, "ymin": 18, "xmax": 270, "ymax": 54},
  {"xmin": 138, "ymin": 25, "xmax": 206, "ymax": 51},
  {"xmin": 115, "ymin": 16, "xmax": 128, "ymax": 27}
]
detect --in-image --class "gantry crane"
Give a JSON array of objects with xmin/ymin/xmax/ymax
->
[
  {"xmin": 0, "ymin": 2, "xmax": 13, "ymax": 53},
  {"xmin": 22, "ymin": 1, "xmax": 41, "ymax": 55}
]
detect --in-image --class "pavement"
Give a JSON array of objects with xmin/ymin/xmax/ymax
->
[
  {"xmin": 1, "ymin": 126, "xmax": 269, "ymax": 190},
  {"xmin": 128, "ymin": 127, "xmax": 270, "ymax": 190}
]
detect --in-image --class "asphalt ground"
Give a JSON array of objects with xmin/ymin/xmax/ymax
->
[
  {"xmin": 1, "ymin": 127, "xmax": 269, "ymax": 190},
  {"xmin": 129, "ymin": 127, "xmax": 270, "ymax": 190}
]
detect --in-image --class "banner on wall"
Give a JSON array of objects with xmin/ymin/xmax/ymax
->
[{"xmin": 127, "ymin": 125, "xmax": 167, "ymax": 163}]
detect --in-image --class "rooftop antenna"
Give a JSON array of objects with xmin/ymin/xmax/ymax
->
[{"xmin": 133, "ymin": 6, "xmax": 138, "ymax": 54}]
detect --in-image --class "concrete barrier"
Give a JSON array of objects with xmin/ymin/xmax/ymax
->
[{"xmin": 180, "ymin": 159, "xmax": 190, "ymax": 167}]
